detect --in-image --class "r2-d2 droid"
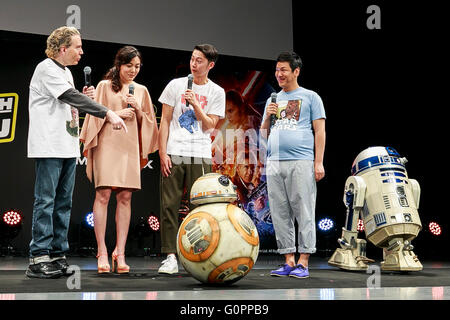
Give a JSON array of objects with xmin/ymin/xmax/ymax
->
[{"xmin": 328, "ymin": 146, "xmax": 423, "ymax": 271}]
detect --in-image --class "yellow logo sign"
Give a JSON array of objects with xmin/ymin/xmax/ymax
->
[{"xmin": 0, "ymin": 93, "xmax": 19, "ymax": 143}]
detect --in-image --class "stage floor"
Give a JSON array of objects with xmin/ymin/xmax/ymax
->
[{"xmin": 1, "ymin": 254, "xmax": 449, "ymax": 301}]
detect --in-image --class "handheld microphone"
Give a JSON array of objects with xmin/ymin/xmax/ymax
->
[
  {"xmin": 128, "ymin": 84, "xmax": 135, "ymax": 108},
  {"xmin": 83, "ymin": 66, "xmax": 91, "ymax": 87},
  {"xmin": 186, "ymin": 74, "xmax": 193, "ymax": 107},
  {"xmin": 270, "ymin": 92, "xmax": 277, "ymax": 128}
]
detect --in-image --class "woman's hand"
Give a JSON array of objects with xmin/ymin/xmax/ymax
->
[
  {"xmin": 125, "ymin": 94, "xmax": 141, "ymax": 110},
  {"xmin": 116, "ymin": 108, "xmax": 135, "ymax": 120}
]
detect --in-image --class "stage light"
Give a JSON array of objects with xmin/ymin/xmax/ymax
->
[
  {"xmin": 84, "ymin": 212, "xmax": 94, "ymax": 228},
  {"xmin": 148, "ymin": 215, "xmax": 160, "ymax": 232},
  {"xmin": 134, "ymin": 216, "xmax": 150, "ymax": 236},
  {"xmin": 133, "ymin": 215, "xmax": 159, "ymax": 256},
  {"xmin": 1, "ymin": 209, "xmax": 23, "ymax": 256},
  {"xmin": 429, "ymin": 222, "xmax": 442, "ymax": 236},
  {"xmin": 318, "ymin": 218, "xmax": 334, "ymax": 232},
  {"xmin": 77, "ymin": 211, "xmax": 96, "ymax": 256},
  {"xmin": 317, "ymin": 217, "xmax": 337, "ymax": 256},
  {"xmin": 2, "ymin": 210, "xmax": 22, "ymax": 226},
  {"xmin": 357, "ymin": 219, "xmax": 365, "ymax": 232}
]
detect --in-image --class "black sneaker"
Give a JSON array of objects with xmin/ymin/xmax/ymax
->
[
  {"xmin": 26, "ymin": 262, "xmax": 64, "ymax": 279},
  {"xmin": 52, "ymin": 258, "xmax": 74, "ymax": 276}
]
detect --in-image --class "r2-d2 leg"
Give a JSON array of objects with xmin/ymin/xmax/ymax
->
[
  {"xmin": 380, "ymin": 178, "xmax": 423, "ymax": 272},
  {"xmin": 328, "ymin": 176, "xmax": 374, "ymax": 271}
]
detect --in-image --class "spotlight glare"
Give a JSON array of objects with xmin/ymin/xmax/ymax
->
[
  {"xmin": 148, "ymin": 215, "xmax": 160, "ymax": 232},
  {"xmin": 85, "ymin": 212, "xmax": 95, "ymax": 228},
  {"xmin": 318, "ymin": 218, "xmax": 334, "ymax": 232},
  {"xmin": 2, "ymin": 210, "xmax": 22, "ymax": 226},
  {"xmin": 429, "ymin": 222, "xmax": 442, "ymax": 236}
]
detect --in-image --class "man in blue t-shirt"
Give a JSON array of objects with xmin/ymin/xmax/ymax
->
[{"xmin": 260, "ymin": 51, "xmax": 326, "ymax": 279}]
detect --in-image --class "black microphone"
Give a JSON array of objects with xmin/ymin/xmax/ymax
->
[
  {"xmin": 270, "ymin": 92, "xmax": 277, "ymax": 128},
  {"xmin": 83, "ymin": 66, "xmax": 91, "ymax": 87},
  {"xmin": 186, "ymin": 74, "xmax": 193, "ymax": 107},
  {"xmin": 128, "ymin": 84, "xmax": 134, "ymax": 108}
]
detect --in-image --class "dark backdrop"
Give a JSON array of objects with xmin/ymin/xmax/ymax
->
[{"xmin": 291, "ymin": 1, "xmax": 449, "ymax": 260}]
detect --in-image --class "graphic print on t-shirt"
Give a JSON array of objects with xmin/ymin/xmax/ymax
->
[
  {"xmin": 277, "ymin": 99, "xmax": 301, "ymax": 121},
  {"xmin": 179, "ymin": 94, "xmax": 208, "ymax": 134},
  {"xmin": 66, "ymin": 106, "xmax": 79, "ymax": 137},
  {"xmin": 272, "ymin": 99, "xmax": 302, "ymax": 131},
  {"xmin": 179, "ymin": 109, "xmax": 198, "ymax": 134},
  {"xmin": 64, "ymin": 78, "xmax": 79, "ymax": 137}
]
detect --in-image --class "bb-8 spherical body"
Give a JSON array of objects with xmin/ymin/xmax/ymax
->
[{"xmin": 176, "ymin": 173, "xmax": 259, "ymax": 284}]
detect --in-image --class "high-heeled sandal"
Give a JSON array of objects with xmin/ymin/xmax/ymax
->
[
  {"xmin": 111, "ymin": 252, "xmax": 130, "ymax": 274},
  {"xmin": 96, "ymin": 253, "xmax": 111, "ymax": 274}
]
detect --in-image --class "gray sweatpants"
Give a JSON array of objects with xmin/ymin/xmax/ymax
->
[{"xmin": 266, "ymin": 159, "xmax": 317, "ymax": 254}]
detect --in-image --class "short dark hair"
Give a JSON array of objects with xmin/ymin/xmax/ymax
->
[
  {"xmin": 276, "ymin": 51, "xmax": 303, "ymax": 71},
  {"xmin": 194, "ymin": 44, "xmax": 219, "ymax": 63}
]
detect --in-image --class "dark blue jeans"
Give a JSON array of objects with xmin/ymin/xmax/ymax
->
[{"xmin": 29, "ymin": 158, "xmax": 76, "ymax": 258}]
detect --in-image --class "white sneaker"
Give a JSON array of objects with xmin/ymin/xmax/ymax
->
[{"xmin": 158, "ymin": 255, "xmax": 178, "ymax": 274}]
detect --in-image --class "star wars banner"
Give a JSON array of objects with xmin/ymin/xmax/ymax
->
[{"xmin": 211, "ymin": 71, "xmax": 277, "ymax": 251}]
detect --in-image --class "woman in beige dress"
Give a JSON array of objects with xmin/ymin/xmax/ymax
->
[{"xmin": 80, "ymin": 46, "xmax": 158, "ymax": 274}]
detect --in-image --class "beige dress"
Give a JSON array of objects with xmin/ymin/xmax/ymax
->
[{"xmin": 80, "ymin": 80, "xmax": 158, "ymax": 190}]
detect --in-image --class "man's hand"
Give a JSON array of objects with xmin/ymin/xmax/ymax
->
[
  {"xmin": 82, "ymin": 86, "xmax": 96, "ymax": 99},
  {"xmin": 315, "ymin": 161, "xmax": 325, "ymax": 182},
  {"xmin": 265, "ymin": 102, "xmax": 278, "ymax": 119},
  {"xmin": 259, "ymin": 102, "xmax": 278, "ymax": 139},
  {"xmin": 184, "ymin": 89, "xmax": 198, "ymax": 108},
  {"xmin": 159, "ymin": 152, "xmax": 172, "ymax": 177},
  {"xmin": 106, "ymin": 110, "xmax": 128, "ymax": 132}
]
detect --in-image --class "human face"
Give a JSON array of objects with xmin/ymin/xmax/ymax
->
[
  {"xmin": 226, "ymin": 102, "xmax": 240, "ymax": 125},
  {"xmin": 62, "ymin": 35, "xmax": 83, "ymax": 66},
  {"xmin": 190, "ymin": 49, "xmax": 214, "ymax": 81},
  {"xmin": 236, "ymin": 160, "xmax": 254, "ymax": 184},
  {"xmin": 275, "ymin": 61, "xmax": 299, "ymax": 91},
  {"xmin": 119, "ymin": 56, "xmax": 141, "ymax": 84}
]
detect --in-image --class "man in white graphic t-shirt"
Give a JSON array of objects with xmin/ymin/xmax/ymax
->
[{"xmin": 157, "ymin": 44, "xmax": 225, "ymax": 274}]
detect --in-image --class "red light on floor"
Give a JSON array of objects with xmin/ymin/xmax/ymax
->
[
  {"xmin": 148, "ymin": 215, "xmax": 160, "ymax": 232},
  {"xmin": 429, "ymin": 222, "xmax": 442, "ymax": 236},
  {"xmin": 2, "ymin": 210, "xmax": 22, "ymax": 226}
]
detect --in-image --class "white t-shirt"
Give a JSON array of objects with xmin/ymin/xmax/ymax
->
[
  {"xmin": 28, "ymin": 58, "xmax": 80, "ymax": 158},
  {"xmin": 158, "ymin": 76, "xmax": 225, "ymax": 158}
]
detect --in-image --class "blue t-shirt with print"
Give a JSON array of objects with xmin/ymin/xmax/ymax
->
[{"xmin": 262, "ymin": 87, "xmax": 326, "ymax": 161}]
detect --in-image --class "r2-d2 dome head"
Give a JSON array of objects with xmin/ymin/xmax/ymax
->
[
  {"xmin": 190, "ymin": 173, "xmax": 237, "ymax": 205},
  {"xmin": 351, "ymin": 146, "xmax": 407, "ymax": 176}
]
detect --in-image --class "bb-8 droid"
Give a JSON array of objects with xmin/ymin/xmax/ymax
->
[{"xmin": 176, "ymin": 173, "xmax": 260, "ymax": 284}]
